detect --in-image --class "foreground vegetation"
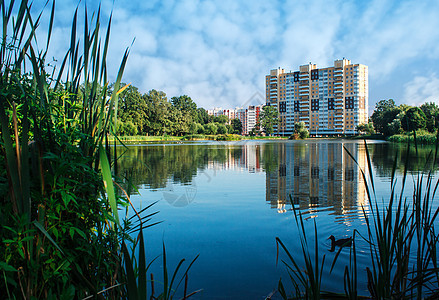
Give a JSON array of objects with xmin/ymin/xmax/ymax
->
[
  {"xmin": 276, "ymin": 139, "xmax": 439, "ymax": 299},
  {"xmin": 0, "ymin": 1, "xmax": 197, "ymax": 298}
]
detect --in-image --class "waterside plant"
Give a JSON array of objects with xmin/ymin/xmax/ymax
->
[
  {"xmin": 276, "ymin": 138, "xmax": 439, "ymax": 299},
  {"xmin": 0, "ymin": 0, "xmax": 197, "ymax": 298}
]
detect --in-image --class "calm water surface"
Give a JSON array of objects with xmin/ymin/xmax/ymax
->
[{"xmin": 117, "ymin": 139, "xmax": 439, "ymax": 299}]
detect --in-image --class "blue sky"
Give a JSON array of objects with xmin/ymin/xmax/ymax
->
[{"xmin": 35, "ymin": 0, "xmax": 439, "ymax": 113}]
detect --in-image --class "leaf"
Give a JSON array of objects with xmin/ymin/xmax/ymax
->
[
  {"xmin": 0, "ymin": 261, "xmax": 17, "ymax": 272},
  {"xmin": 99, "ymin": 144, "xmax": 119, "ymax": 224}
]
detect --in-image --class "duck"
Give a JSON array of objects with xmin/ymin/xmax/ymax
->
[{"xmin": 328, "ymin": 235, "xmax": 352, "ymax": 252}]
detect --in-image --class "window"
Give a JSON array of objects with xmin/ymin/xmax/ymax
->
[
  {"xmin": 345, "ymin": 97, "xmax": 354, "ymax": 109},
  {"xmin": 328, "ymin": 98, "xmax": 334, "ymax": 110},
  {"xmin": 311, "ymin": 99, "xmax": 319, "ymax": 111},
  {"xmin": 294, "ymin": 101, "xmax": 299, "ymax": 112}
]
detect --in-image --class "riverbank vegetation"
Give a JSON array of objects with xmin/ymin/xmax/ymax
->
[
  {"xmin": 0, "ymin": 1, "xmax": 197, "ymax": 298},
  {"xmin": 365, "ymin": 99, "xmax": 439, "ymax": 144},
  {"xmin": 115, "ymin": 85, "xmax": 245, "ymax": 136}
]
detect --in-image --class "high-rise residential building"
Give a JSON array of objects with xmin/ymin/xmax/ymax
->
[{"xmin": 266, "ymin": 58, "xmax": 368, "ymax": 136}]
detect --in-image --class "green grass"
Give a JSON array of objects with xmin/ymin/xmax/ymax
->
[{"xmin": 388, "ymin": 130, "xmax": 438, "ymax": 145}]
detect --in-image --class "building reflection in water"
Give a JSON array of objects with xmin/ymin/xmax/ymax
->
[
  {"xmin": 118, "ymin": 141, "xmax": 367, "ymax": 219},
  {"xmin": 265, "ymin": 142, "xmax": 367, "ymax": 216}
]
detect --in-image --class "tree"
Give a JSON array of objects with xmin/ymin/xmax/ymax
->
[
  {"xmin": 293, "ymin": 121, "xmax": 309, "ymax": 139},
  {"xmin": 356, "ymin": 122, "xmax": 375, "ymax": 135},
  {"xmin": 196, "ymin": 108, "xmax": 209, "ymax": 125},
  {"xmin": 171, "ymin": 95, "xmax": 197, "ymax": 112},
  {"xmin": 204, "ymin": 123, "xmax": 218, "ymax": 135},
  {"xmin": 217, "ymin": 124, "xmax": 227, "ymax": 134},
  {"xmin": 420, "ymin": 102, "xmax": 439, "ymax": 132},
  {"xmin": 226, "ymin": 124, "xmax": 233, "ymax": 134},
  {"xmin": 401, "ymin": 107, "xmax": 426, "ymax": 132},
  {"xmin": 260, "ymin": 105, "xmax": 279, "ymax": 135},
  {"xmin": 214, "ymin": 115, "xmax": 228, "ymax": 124},
  {"xmin": 143, "ymin": 89, "xmax": 171, "ymax": 135},
  {"xmin": 371, "ymin": 99, "xmax": 402, "ymax": 136},
  {"xmin": 231, "ymin": 118, "xmax": 242, "ymax": 134},
  {"xmin": 116, "ymin": 83, "xmax": 148, "ymax": 134}
]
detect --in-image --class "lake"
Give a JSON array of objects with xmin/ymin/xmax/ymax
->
[{"xmin": 116, "ymin": 139, "xmax": 439, "ymax": 299}]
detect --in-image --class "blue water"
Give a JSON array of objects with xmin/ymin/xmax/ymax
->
[{"xmin": 119, "ymin": 139, "xmax": 439, "ymax": 299}]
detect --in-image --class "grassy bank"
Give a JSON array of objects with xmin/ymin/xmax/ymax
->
[
  {"xmin": 110, "ymin": 134, "xmax": 290, "ymax": 143},
  {"xmin": 387, "ymin": 131, "xmax": 438, "ymax": 145}
]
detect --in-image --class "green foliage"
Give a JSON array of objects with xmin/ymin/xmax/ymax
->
[
  {"xmin": 196, "ymin": 108, "xmax": 209, "ymax": 125},
  {"xmin": 0, "ymin": 1, "xmax": 198, "ymax": 299},
  {"xmin": 260, "ymin": 105, "xmax": 279, "ymax": 135},
  {"xmin": 401, "ymin": 107, "xmax": 426, "ymax": 132},
  {"xmin": 291, "ymin": 121, "xmax": 309, "ymax": 139},
  {"xmin": 371, "ymin": 99, "xmax": 403, "ymax": 136},
  {"xmin": 116, "ymin": 88, "xmax": 205, "ymax": 136},
  {"xmin": 217, "ymin": 123, "xmax": 227, "ymax": 134},
  {"xmin": 204, "ymin": 122, "xmax": 218, "ymax": 135},
  {"xmin": 117, "ymin": 119, "xmax": 139, "ymax": 136},
  {"xmin": 231, "ymin": 118, "xmax": 243, "ymax": 134},
  {"xmin": 420, "ymin": 102, "xmax": 439, "ymax": 132},
  {"xmin": 356, "ymin": 122, "xmax": 375, "ymax": 135}
]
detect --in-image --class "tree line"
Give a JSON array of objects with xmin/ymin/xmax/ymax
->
[
  {"xmin": 363, "ymin": 99, "xmax": 439, "ymax": 136},
  {"xmin": 115, "ymin": 84, "xmax": 243, "ymax": 136}
]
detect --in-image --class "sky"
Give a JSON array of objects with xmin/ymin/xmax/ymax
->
[{"xmin": 32, "ymin": 0, "xmax": 439, "ymax": 114}]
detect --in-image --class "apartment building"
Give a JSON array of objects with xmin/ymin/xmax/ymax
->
[{"xmin": 266, "ymin": 58, "xmax": 368, "ymax": 136}]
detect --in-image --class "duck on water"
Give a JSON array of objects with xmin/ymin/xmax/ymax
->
[{"xmin": 328, "ymin": 235, "xmax": 352, "ymax": 252}]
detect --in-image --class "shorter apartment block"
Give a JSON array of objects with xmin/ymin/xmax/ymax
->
[
  {"xmin": 266, "ymin": 59, "xmax": 368, "ymax": 136},
  {"xmin": 207, "ymin": 105, "xmax": 262, "ymax": 135}
]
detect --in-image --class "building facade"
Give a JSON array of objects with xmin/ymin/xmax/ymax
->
[{"xmin": 266, "ymin": 59, "xmax": 368, "ymax": 136}]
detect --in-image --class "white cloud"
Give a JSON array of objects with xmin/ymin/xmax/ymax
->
[
  {"xmin": 23, "ymin": 0, "xmax": 439, "ymax": 110},
  {"xmin": 402, "ymin": 74, "xmax": 439, "ymax": 106}
]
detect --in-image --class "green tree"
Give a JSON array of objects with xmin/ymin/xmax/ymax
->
[
  {"xmin": 171, "ymin": 95, "xmax": 197, "ymax": 112},
  {"xmin": 214, "ymin": 115, "xmax": 229, "ymax": 124},
  {"xmin": 371, "ymin": 99, "xmax": 402, "ymax": 136},
  {"xmin": 197, "ymin": 108, "xmax": 209, "ymax": 124},
  {"xmin": 260, "ymin": 105, "xmax": 279, "ymax": 135},
  {"xmin": 401, "ymin": 107, "xmax": 427, "ymax": 132},
  {"xmin": 143, "ymin": 89, "xmax": 172, "ymax": 135},
  {"xmin": 226, "ymin": 124, "xmax": 233, "ymax": 134},
  {"xmin": 117, "ymin": 84, "xmax": 148, "ymax": 134},
  {"xmin": 420, "ymin": 102, "xmax": 439, "ymax": 132},
  {"xmin": 217, "ymin": 124, "xmax": 227, "ymax": 134},
  {"xmin": 356, "ymin": 122, "xmax": 375, "ymax": 135},
  {"xmin": 293, "ymin": 121, "xmax": 309, "ymax": 139},
  {"xmin": 231, "ymin": 118, "xmax": 243, "ymax": 134},
  {"xmin": 204, "ymin": 123, "xmax": 218, "ymax": 135}
]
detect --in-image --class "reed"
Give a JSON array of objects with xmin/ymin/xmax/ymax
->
[
  {"xmin": 276, "ymin": 138, "xmax": 439, "ymax": 299},
  {"xmin": 0, "ymin": 1, "xmax": 197, "ymax": 298}
]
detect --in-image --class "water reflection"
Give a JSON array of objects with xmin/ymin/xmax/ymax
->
[
  {"xmin": 116, "ymin": 140, "xmax": 436, "ymax": 216},
  {"xmin": 265, "ymin": 142, "xmax": 366, "ymax": 217}
]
